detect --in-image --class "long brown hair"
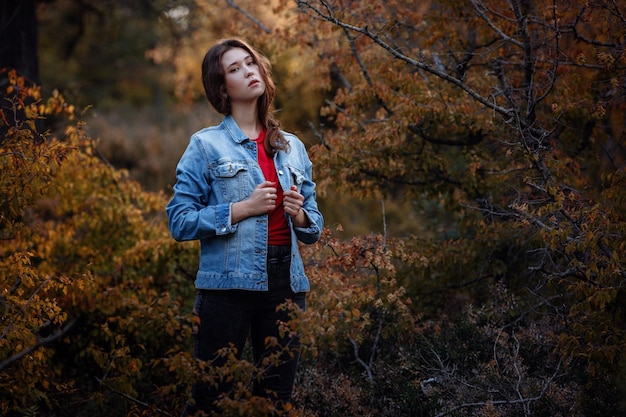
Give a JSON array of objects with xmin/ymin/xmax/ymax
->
[{"xmin": 201, "ymin": 38, "xmax": 288, "ymax": 155}]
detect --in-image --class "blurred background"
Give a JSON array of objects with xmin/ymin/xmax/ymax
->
[{"xmin": 27, "ymin": 0, "xmax": 424, "ymax": 238}]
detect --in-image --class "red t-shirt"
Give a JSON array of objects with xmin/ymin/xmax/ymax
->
[{"xmin": 254, "ymin": 131, "xmax": 291, "ymax": 245}]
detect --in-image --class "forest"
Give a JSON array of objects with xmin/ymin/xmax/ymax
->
[{"xmin": 1, "ymin": 0, "xmax": 625, "ymax": 416}]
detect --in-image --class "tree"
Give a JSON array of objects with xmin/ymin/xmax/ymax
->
[{"xmin": 283, "ymin": 0, "xmax": 626, "ymax": 414}]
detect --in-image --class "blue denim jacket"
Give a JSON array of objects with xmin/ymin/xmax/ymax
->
[{"xmin": 166, "ymin": 115, "xmax": 323, "ymax": 292}]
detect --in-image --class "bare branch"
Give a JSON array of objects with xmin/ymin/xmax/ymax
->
[
  {"xmin": 571, "ymin": 1, "xmax": 626, "ymax": 47},
  {"xmin": 341, "ymin": 27, "xmax": 394, "ymax": 116},
  {"xmin": 307, "ymin": 121, "xmax": 331, "ymax": 151},
  {"xmin": 296, "ymin": 0, "xmax": 514, "ymax": 120},
  {"xmin": 349, "ymin": 337, "xmax": 374, "ymax": 383},
  {"xmin": 469, "ymin": 0, "xmax": 523, "ymax": 48},
  {"xmin": 224, "ymin": 0, "xmax": 271, "ymax": 33},
  {"xmin": 0, "ymin": 317, "xmax": 78, "ymax": 372}
]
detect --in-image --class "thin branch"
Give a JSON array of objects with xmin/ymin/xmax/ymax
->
[
  {"xmin": 571, "ymin": 2, "xmax": 625, "ymax": 47},
  {"xmin": 0, "ymin": 317, "xmax": 78, "ymax": 372},
  {"xmin": 534, "ymin": 0, "xmax": 561, "ymax": 104},
  {"xmin": 97, "ymin": 375, "xmax": 174, "ymax": 416},
  {"xmin": 468, "ymin": 0, "xmax": 523, "ymax": 48},
  {"xmin": 224, "ymin": 0, "xmax": 271, "ymax": 33},
  {"xmin": 341, "ymin": 27, "xmax": 394, "ymax": 116},
  {"xmin": 434, "ymin": 358, "xmax": 563, "ymax": 417},
  {"xmin": 324, "ymin": 99, "xmax": 366, "ymax": 131},
  {"xmin": 380, "ymin": 200, "xmax": 387, "ymax": 252},
  {"xmin": 349, "ymin": 337, "xmax": 374, "ymax": 384},
  {"xmin": 610, "ymin": 0, "xmax": 626, "ymax": 27},
  {"xmin": 296, "ymin": 0, "xmax": 514, "ymax": 121},
  {"xmin": 0, "ymin": 276, "xmax": 53, "ymax": 341},
  {"xmin": 307, "ymin": 121, "xmax": 331, "ymax": 151},
  {"xmin": 369, "ymin": 317, "xmax": 383, "ymax": 372}
]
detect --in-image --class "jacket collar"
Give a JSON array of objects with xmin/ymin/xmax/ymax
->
[{"xmin": 222, "ymin": 115, "xmax": 249, "ymax": 144}]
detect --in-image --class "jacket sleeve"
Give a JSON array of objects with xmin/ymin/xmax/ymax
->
[
  {"xmin": 293, "ymin": 143, "xmax": 324, "ymax": 245},
  {"xmin": 166, "ymin": 136, "xmax": 237, "ymax": 242}
]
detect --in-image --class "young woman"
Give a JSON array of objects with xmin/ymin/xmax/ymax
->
[{"xmin": 166, "ymin": 38, "xmax": 323, "ymax": 415}]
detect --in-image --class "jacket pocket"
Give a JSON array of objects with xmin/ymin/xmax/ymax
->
[{"xmin": 213, "ymin": 160, "xmax": 251, "ymax": 202}]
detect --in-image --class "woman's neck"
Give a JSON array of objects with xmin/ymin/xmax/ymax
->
[{"xmin": 231, "ymin": 102, "xmax": 262, "ymax": 139}]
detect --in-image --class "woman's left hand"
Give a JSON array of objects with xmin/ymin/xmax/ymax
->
[{"xmin": 283, "ymin": 186, "xmax": 309, "ymax": 227}]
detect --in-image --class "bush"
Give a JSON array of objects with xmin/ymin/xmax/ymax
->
[
  {"xmin": 2, "ymin": 69, "xmax": 625, "ymax": 417},
  {"xmin": 0, "ymin": 69, "xmax": 196, "ymax": 416}
]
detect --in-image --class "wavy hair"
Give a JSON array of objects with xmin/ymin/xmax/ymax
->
[{"xmin": 202, "ymin": 38, "xmax": 288, "ymax": 155}]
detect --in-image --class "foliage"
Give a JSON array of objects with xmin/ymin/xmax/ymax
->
[
  {"xmin": 0, "ymin": 69, "xmax": 196, "ymax": 416},
  {"xmin": 184, "ymin": 0, "xmax": 624, "ymax": 414},
  {"xmin": 281, "ymin": 1, "xmax": 626, "ymax": 415},
  {"xmin": 293, "ymin": 229, "xmax": 586, "ymax": 417},
  {"xmin": 3, "ymin": 0, "xmax": 626, "ymax": 416},
  {"xmin": 2, "ymin": 67, "xmax": 596, "ymax": 417}
]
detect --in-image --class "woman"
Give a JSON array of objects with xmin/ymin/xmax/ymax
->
[{"xmin": 166, "ymin": 38, "xmax": 323, "ymax": 415}]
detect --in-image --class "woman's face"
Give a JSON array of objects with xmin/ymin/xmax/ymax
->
[{"xmin": 221, "ymin": 47, "xmax": 265, "ymax": 105}]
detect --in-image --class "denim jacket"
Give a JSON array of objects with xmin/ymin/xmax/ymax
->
[{"xmin": 166, "ymin": 115, "xmax": 323, "ymax": 292}]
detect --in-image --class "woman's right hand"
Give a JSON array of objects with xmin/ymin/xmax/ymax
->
[
  {"xmin": 231, "ymin": 181, "xmax": 277, "ymax": 223},
  {"xmin": 248, "ymin": 181, "xmax": 278, "ymax": 214}
]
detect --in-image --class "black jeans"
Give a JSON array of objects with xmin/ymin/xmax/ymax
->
[{"xmin": 182, "ymin": 245, "xmax": 306, "ymax": 416}]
